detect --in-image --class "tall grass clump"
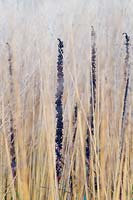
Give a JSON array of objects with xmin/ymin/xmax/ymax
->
[{"xmin": 0, "ymin": 1, "xmax": 132, "ymax": 200}]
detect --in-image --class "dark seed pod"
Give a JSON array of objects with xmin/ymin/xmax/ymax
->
[
  {"xmin": 120, "ymin": 33, "xmax": 131, "ymax": 200},
  {"xmin": 72, "ymin": 103, "xmax": 78, "ymax": 143},
  {"xmin": 55, "ymin": 38, "xmax": 64, "ymax": 182},
  {"xmin": 90, "ymin": 26, "xmax": 97, "ymax": 112},
  {"xmin": 86, "ymin": 26, "xmax": 97, "ymax": 185},
  {"xmin": 7, "ymin": 43, "xmax": 16, "ymax": 180},
  {"xmin": 122, "ymin": 33, "xmax": 130, "ymax": 124}
]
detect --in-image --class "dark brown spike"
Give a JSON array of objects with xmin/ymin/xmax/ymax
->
[
  {"xmin": 55, "ymin": 38, "xmax": 64, "ymax": 183},
  {"xmin": 7, "ymin": 43, "xmax": 16, "ymax": 181}
]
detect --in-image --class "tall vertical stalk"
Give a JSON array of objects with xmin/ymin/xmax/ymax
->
[
  {"xmin": 90, "ymin": 26, "xmax": 97, "ymax": 135},
  {"xmin": 86, "ymin": 27, "xmax": 97, "ymax": 192},
  {"xmin": 7, "ymin": 42, "xmax": 16, "ymax": 180},
  {"xmin": 119, "ymin": 33, "xmax": 130, "ymax": 200},
  {"xmin": 55, "ymin": 38, "xmax": 64, "ymax": 183},
  {"xmin": 69, "ymin": 103, "xmax": 78, "ymax": 196},
  {"xmin": 72, "ymin": 103, "xmax": 78, "ymax": 143},
  {"xmin": 122, "ymin": 33, "xmax": 130, "ymax": 131}
]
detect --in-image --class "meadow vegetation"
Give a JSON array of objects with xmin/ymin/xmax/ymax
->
[{"xmin": 0, "ymin": 0, "xmax": 132, "ymax": 199}]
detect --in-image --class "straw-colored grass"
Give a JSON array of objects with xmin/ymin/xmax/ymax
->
[{"xmin": 0, "ymin": 0, "xmax": 132, "ymax": 199}]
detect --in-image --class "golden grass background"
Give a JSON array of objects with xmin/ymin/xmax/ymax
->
[{"xmin": 0, "ymin": 0, "xmax": 133, "ymax": 199}]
